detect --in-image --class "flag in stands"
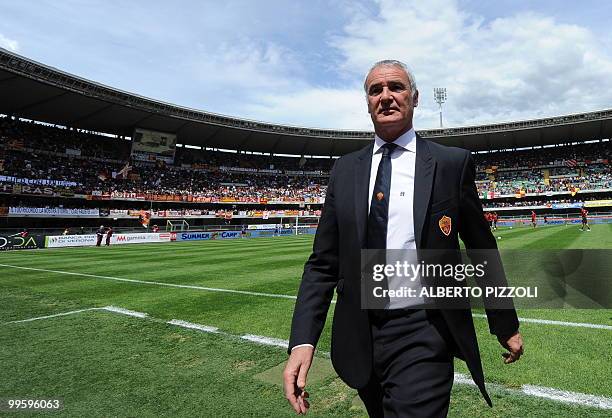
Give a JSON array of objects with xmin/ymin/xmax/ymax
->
[
  {"xmin": 138, "ymin": 210, "xmax": 151, "ymax": 227},
  {"xmin": 7, "ymin": 138, "xmax": 24, "ymax": 150},
  {"xmin": 114, "ymin": 162, "xmax": 132, "ymax": 179},
  {"xmin": 564, "ymin": 159, "xmax": 578, "ymax": 167}
]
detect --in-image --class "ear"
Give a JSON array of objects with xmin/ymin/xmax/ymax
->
[
  {"xmin": 413, "ymin": 89, "xmax": 419, "ymax": 107},
  {"xmin": 366, "ymin": 96, "xmax": 373, "ymax": 114}
]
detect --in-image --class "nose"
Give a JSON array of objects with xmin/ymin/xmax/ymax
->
[{"xmin": 380, "ymin": 86, "xmax": 393, "ymax": 104}]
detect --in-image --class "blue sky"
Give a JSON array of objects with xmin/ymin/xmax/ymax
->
[{"xmin": 1, "ymin": 0, "xmax": 611, "ymax": 130}]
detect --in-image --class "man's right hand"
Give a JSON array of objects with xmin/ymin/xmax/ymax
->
[{"xmin": 283, "ymin": 346, "xmax": 314, "ymax": 414}]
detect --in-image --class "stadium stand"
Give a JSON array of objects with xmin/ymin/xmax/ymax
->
[
  {"xmin": 2, "ymin": 116, "xmax": 611, "ymax": 200},
  {"xmin": 0, "ymin": 116, "xmax": 329, "ymax": 202},
  {"xmin": 0, "ymin": 48, "xmax": 611, "ymax": 236}
]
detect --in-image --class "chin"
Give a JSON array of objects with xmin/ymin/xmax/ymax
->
[{"xmin": 376, "ymin": 116, "xmax": 402, "ymax": 125}]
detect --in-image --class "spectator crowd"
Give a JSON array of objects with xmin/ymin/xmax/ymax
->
[{"xmin": 1, "ymin": 115, "xmax": 611, "ymax": 202}]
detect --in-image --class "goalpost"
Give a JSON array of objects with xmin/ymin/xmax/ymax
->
[{"xmin": 166, "ymin": 219, "xmax": 189, "ymax": 232}]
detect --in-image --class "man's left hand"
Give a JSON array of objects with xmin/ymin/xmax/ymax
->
[{"xmin": 498, "ymin": 331, "xmax": 523, "ymax": 364}]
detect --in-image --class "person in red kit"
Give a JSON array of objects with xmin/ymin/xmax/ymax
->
[
  {"xmin": 580, "ymin": 208, "xmax": 591, "ymax": 231},
  {"xmin": 485, "ymin": 212, "xmax": 493, "ymax": 230},
  {"xmin": 531, "ymin": 211, "xmax": 537, "ymax": 228},
  {"xmin": 152, "ymin": 224, "xmax": 160, "ymax": 233},
  {"xmin": 105, "ymin": 226, "xmax": 113, "ymax": 246}
]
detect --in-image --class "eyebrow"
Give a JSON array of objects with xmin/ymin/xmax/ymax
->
[{"xmin": 368, "ymin": 79, "xmax": 407, "ymax": 92}]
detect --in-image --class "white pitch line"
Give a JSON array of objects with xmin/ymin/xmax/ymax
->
[
  {"xmin": 0, "ymin": 263, "xmax": 298, "ymax": 300},
  {"xmin": 522, "ymin": 385, "xmax": 612, "ymax": 410},
  {"xmin": 168, "ymin": 319, "xmax": 219, "ymax": 333},
  {"xmin": 2, "ymin": 263, "xmax": 611, "ymax": 330},
  {"xmin": 199, "ymin": 329, "xmax": 612, "ymax": 410},
  {"xmin": 452, "ymin": 372, "xmax": 612, "ymax": 410},
  {"xmin": 102, "ymin": 306, "xmax": 147, "ymax": 318},
  {"xmin": 4, "ymin": 307, "xmax": 103, "ymax": 324},
  {"xmin": 241, "ymin": 334, "xmax": 290, "ymax": 349},
  {"xmin": 472, "ymin": 313, "xmax": 612, "ymax": 330},
  {"xmin": 3, "ymin": 304, "xmax": 611, "ymax": 410},
  {"xmin": 453, "ymin": 373, "xmax": 476, "ymax": 386}
]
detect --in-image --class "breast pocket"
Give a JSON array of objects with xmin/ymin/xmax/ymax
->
[{"xmin": 430, "ymin": 196, "xmax": 458, "ymax": 214}]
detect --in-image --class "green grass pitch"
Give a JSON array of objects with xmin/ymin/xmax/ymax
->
[{"xmin": 1, "ymin": 223, "xmax": 611, "ymax": 417}]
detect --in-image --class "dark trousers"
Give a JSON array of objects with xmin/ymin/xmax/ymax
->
[{"xmin": 358, "ymin": 310, "xmax": 454, "ymax": 418}]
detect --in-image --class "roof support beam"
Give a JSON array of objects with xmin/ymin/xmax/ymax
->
[
  {"xmin": 175, "ymin": 120, "xmax": 192, "ymax": 134},
  {"xmin": 236, "ymin": 131, "xmax": 254, "ymax": 152},
  {"xmin": 199, "ymin": 125, "xmax": 223, "ymax": 149},
  {"xmin": 9, "ymin": 91, "xmax": 70, "ymax": 114},
  {"xmin": 298, "ymin": 139, "xmax": 310, "ymax": 157},
  {"xmin": 67, "ymin": 103, "xmax": 115, "ymax": 126},
  {"xmin": 328, "ymin": 138, "xmax": 337, "ymax": 158},
  {"xmin": 130, "ymin": 113, "xmax": 155, "ymax": 129},
  {"xmin": 270, "ymin": 134, "xmax": 285, "ymax": 154},
  {"xmin": 0, "ymin": 74, "xmax": 18, "ymax": 85}
]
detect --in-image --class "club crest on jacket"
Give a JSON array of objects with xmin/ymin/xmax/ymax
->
[{"xmin": 439, "ymin": 215, "xmax": 452, "ymax": 236}]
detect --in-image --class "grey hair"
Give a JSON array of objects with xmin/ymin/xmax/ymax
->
[{"xmin": 363, "ymin": 59, "xmax": 417, "ymax": 99}]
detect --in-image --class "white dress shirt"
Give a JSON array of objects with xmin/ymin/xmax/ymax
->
[
  {"xmin": 368, "ymin": 129, "xmax": 417, "ymax": 250},
  {"xmin": 370, "ymin": 129, "xmax": 426, "ymax": 309},
  {"xmin": 292, "ymin": 128, "xmax": 419, "ymax": 351}
]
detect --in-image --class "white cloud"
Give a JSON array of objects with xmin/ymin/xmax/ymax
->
[
  {"xmin": 230, "ymin": 0, "xmax": 612, "ymax": 129},
  {"xmin": 325, "ymin": 0, "xmax": 612, "ymax": 128},
  {"xmin": 242, "ymin": 87, "xmax": 372, "ymax": 130},
  {"xmin": 187, "ymin": 39, "xmax": 308, "ymax": 96},
  {"xmin": 0, "ymin": 33, "xmax": 19, "ymax": 51},
  {"xmin": 5, "ymin": 1, "xmax": 611, "ymax": 130}
]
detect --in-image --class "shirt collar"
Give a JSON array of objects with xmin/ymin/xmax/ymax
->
[{"xmin": 373, "ymin": 127, "xmax": 416, "ymax": 155}]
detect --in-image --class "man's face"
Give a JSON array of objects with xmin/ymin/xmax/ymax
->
[{"xmin": 365, "ymin": 65, "xmax": 418, "ymax": 135}]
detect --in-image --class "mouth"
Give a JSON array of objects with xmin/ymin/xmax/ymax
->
[{"xmin": 379, "ymin": 107, "xmax": 398, "ymax": 115}]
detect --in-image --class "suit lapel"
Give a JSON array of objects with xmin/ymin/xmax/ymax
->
[
  {"xmin": 354, "ymin": 143, "xmax": 374, "ymax": 247},
  {"xmin": 413, "ymin": 136, "xmax": 436, "ymax": 248}
]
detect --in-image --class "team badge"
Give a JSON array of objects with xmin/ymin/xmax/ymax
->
[
  {"xmin": 376, "ymin": 192, "xmax": 384, "ymax": 201},
  {"xmin": 438, "ymin": 215, "xmax": 452, "ymax": 236}
]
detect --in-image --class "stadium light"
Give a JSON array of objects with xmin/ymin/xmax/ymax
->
[{"xmin": 433, "ymin": 87, "xmax": 447, "ymax": 128}]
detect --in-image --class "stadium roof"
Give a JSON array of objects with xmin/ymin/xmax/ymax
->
[{"xmin": 1, "ymin": 48, "xmax": 611, "ymax": 155}]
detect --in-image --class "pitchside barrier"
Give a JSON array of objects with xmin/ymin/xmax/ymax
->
[
  {"xmin": 45, "ymin": 232, "xmax": 175, "ymax": 248},
  {"xmin": 0, "ymin": 227, "xmax": 319, "ymax": 250},
  {"xmin": 176, "ymin": 227, "xmax": 318, "ymax": 242},
  {"xmin": 0, "ymin": 234, "xmax": 45, "ymax": 251},
  {"xmin": 497, "ymin": 214, "xmax": 612, "ymax": 227},
  {"xmin": 176, "ymin": 231, "xmax": 242, "ymax": 241}
]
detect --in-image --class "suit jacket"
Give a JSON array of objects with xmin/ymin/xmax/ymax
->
[{"xmin": 288, "ymin": 136, "xmax": 519, "ymax": 405}]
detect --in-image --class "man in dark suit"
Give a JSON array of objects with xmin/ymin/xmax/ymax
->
[{"xmin": 283, "ymin": 60, "xmax": 523, "ymax": 417}]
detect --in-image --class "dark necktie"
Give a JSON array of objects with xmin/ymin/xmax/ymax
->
[
  {"xmin": 365, "ymin": 142, "xmax": 397, "ymax": 309},
  {"xmin": 367, "ymin": 142, "xmax": 397, "ymax": 249}
]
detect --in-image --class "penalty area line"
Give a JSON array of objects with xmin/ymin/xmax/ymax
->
[
  {"xmin": 472, "ymin": 313, "xmax": 612, "ymax": 331},
  {"xmin": 0, "ymin": 263, "xmax": 298, "ymax": 301},
  {"xmin": 4, "ymin": 307, "xmax": 104, "ymax": 324},
  {"xmin": 2, "ymin": 263, "xmax": 611, "ymax": 330},
  {"xmin": 3, "ymin": 304, "xmax": 611, "ymax": 410},
  {"xmin": 162, "ymin": 312, "xmax": 612, "ymax": 410},
  {"xmin": 3, "ymin": 306, "xmax": 147, "ymax": 324}
]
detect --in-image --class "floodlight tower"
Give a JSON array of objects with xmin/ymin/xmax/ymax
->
[{"xmin": 433, "ymin": 87, "xmax": 447, "ymax": 128}]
